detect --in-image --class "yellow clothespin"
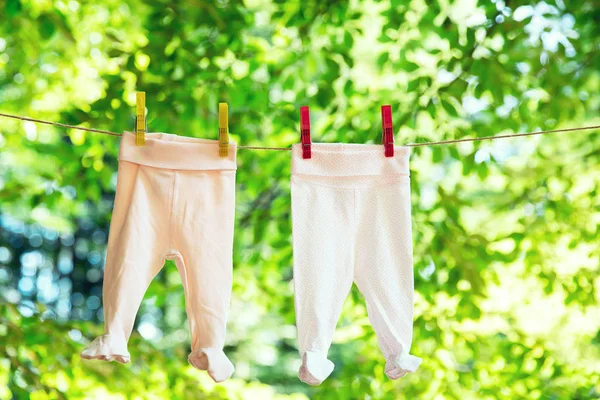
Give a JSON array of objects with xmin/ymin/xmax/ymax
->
[
  {"xmin": 135, "ymin": 92, "xmax": 146, "ymax": 146},
  {"xmin": 218, "ymin": 102, "xmax": 229, "ymax": 157}
]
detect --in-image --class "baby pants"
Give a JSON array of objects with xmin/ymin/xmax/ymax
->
[
  {"xmin": 81, "ymin": 131, "xmax": 237, "ymax": 383},
  {"xmin": 291, "ymin": 143, "xmax": 422, "ymax": 385}
]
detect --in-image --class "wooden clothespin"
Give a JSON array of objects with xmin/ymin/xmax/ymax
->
[
  {"xmin": 135, "ymin": 92, "xmax": 146, "ymax": 146},
  {"xmin": 218, "ymin": 103, "xmax": 229, "ymax": 157},
  {"xmin": 300, "ymin": 106, "xmax": 311, "ymax": 159},
  {"xmin": 381, "ymin": 105, "xmax": 394, "ymax": 157}
]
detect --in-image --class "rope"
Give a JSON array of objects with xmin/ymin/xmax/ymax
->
[
  {"xmin": 0, "ymin": 113, "xmax": 122, "ymax": 137},
  {"xmin": 1, "ymin": 112, "xmax": 598, "ymax": 150}
]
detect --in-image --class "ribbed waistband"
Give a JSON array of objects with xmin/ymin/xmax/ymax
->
[
  {"xmin": 118, "ymin": 131, "xmax": 237, "ymax": 171},
  {"xmin": 291, "ymin": 143, "xmax": 409, "ymax": 177}
]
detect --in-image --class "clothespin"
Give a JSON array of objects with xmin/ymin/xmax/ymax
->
[
  {"xmin": 218, "ymin": 103, "xmax": 229, "ymax": 157},
  {"xmin": 135, "ymin": 92, "xmax": 146, "ymax": 146},
  {"xmin": 381, "ymin": 105, "xmax": 394, "ymax": 157},
  {"xmin": 300, "ymin": 106, "xmax": 311, "ymax": 159}
]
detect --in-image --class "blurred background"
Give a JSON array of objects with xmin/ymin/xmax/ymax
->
[{"xmin": 1, "ymin": 0, "xmax": 599, "ymax": 399}]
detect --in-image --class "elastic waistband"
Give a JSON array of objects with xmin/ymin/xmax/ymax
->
[
  {"xmin": 291, "ymin": 143, "xmax": 409, "ymax": 177},
  {"xmin": 118, "ymin": 131, "xmax": 237, "ymax": 171}
]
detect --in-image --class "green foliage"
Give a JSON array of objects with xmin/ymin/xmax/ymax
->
[
  {"xmin": 1, "ymin": 0, "xmax": 599, "ymax": 399},
  {"xmin": 1, "ymin": 303, "xmax": 303, "ymax": 400}
]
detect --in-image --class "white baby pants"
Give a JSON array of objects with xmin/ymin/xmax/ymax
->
[
  {"xmin": 291, "ymin": 143, "xmax": 421, "ymax": 385},
  {"xmin": 81, "ymin": 132, "xmax": 237, "ymax": 383}
]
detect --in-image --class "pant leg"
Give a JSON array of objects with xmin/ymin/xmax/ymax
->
[
  {"xmin": 353, "ymin": 177, "xmax": 422, "ymax": 379},
  {"xmin": 172, "ymin": 169, "xmax": 236, "ymax": 383},
  {"xmin": 291, "ymin": 175, "xmax": 355, "ymax": 386},
  {"xmin": 81, "ymin": 162, "xmax": 170, "ymax": 363}
]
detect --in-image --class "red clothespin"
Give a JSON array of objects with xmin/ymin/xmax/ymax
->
[
  {"xmin": 300, "ymin": 106, "xmax": 311, "ymax": 159},
  {"xmin": 381, "ymin": 105, "xmax": 394, "ymax": 157}
]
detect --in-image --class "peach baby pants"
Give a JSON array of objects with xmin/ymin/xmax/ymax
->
[
  {"xmin": 81, "ymin": 131, "xmax": 237, "ymax": 383},
  {"xmin": 291, "ymin": 143, "xmax": 422, "ymax": 385}
]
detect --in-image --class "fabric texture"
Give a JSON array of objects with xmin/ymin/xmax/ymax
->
[
  {"xmin": 81, "ymin": 131, "xmax": 237, "ymax": 383},
  {"xmin": 290, "ymin": 143, "xmax": 421, "ymax": 385}
]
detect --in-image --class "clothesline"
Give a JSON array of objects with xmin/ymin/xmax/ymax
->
[{"xmin": 0, "ymin": 112, "xmax": 598, "ymax": 150}]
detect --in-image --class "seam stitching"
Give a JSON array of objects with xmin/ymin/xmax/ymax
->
[
  {"xmin": 168, "ymin": 172, "xmax": 177, "ymax": 250},
  {"xmin": 291, "ymin": 176, "xmax": 410, "ymax": 190}
]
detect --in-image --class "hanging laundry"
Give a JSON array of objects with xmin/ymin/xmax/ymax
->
[
  {"xmin": 290, "ymin": 106, "xmax": 421, "ymax": 385},
  {"xmin": 81, "ymin": 131, "xmax": 238, "ymax": 383}
]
